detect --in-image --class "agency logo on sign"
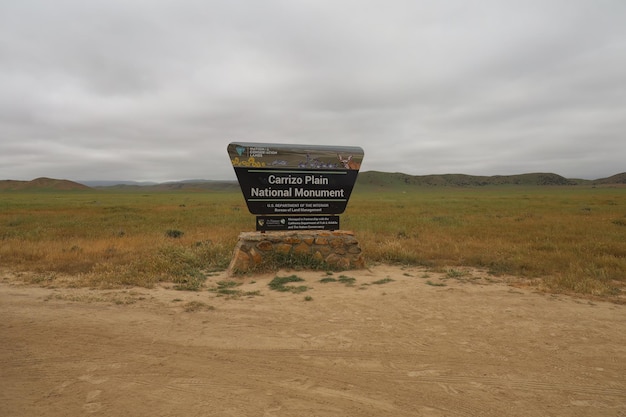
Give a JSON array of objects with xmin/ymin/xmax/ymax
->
[{"xmin": 227, "ymin": 142, "xmax": 364, "ymax": 217}]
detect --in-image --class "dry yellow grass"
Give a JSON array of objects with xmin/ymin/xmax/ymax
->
[
  {"xmin": 1, "ymin": 186, "xmax": 625, "ymax": 299},
  {"xmin": 347, "ymin": 186, "xmax": 626, "ymax": 298}
]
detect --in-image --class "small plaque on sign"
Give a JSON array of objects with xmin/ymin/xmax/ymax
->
[{"xmin": 256, "ymin": 216, "xmax": 340, "ymax": 231}]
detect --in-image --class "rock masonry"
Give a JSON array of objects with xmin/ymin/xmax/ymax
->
[{"xmin": 228, "ymin": 230, "xmax": 365, "ymax": 274}]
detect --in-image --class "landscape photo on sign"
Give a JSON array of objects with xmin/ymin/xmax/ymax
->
[
  {"xmin": 227, "ymin": 142, "xmax": 364, "ymax": 171},
  {"xmin": 227, "ymin": 142, "xmax": 364, "ymax": 216}
]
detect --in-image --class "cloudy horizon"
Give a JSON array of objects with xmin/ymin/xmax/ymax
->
[{"xmin": 1, "ymin": 0, "xmax": 625, "ymax": 182}]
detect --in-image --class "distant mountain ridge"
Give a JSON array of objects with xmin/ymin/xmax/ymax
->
[
  {"xmin": 1, "ymin": 172, "xmax": 624, "ymax": 192},
  {"xmin": 356, "ymin": 171, "xmax": 626, "ymax": 188},
  {"xmin": 356, "ymin": 171, "xmax": 584, "ymax": 188}
]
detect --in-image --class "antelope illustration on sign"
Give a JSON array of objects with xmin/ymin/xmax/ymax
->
[{"xmin": 338, "ymin": 154, "xmax": 361, "ymax": 170}]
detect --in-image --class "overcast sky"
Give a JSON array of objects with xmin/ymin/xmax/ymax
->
[{"xmin": 1, "ymin": 0, "xmax": 625, "ymax": 182}]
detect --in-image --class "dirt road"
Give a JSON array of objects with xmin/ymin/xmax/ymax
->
[{"xmin": 1, "ymin": 266, "xmax": 625, "ymax": 416}]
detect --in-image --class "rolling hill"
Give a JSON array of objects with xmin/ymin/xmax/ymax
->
[
  {"xmin": 0, "ymin": 177, "xmax": 92, "ymax": 191},
  {"xmin": 591, "ymin": 172, "xmax": 626, "ymax": 185}
]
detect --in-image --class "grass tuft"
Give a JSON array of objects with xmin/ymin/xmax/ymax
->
[
  {"xmin": 269, "ymin": 275, "xmax": 308, "ymax": 293},
  {"xmin": 319, "ymin": 275, "xmax": 356, "ymax": 286},
  {"xmin": 207, "ymin": 280, "xmax": 260, "ymax": 298},
  {"xmin": 446, "ymin": 269, "xmax": 468, "ymax": 278},
  {"xmin": 338, "ymin": 275, "xmax": 356, "ymax": 285},
  {"xmin": 371, "ymin": 278, "xmax": 394, "ymax": 285},
  {"xmin": 173, "ymin": 275, "xmax": 207, "ymax": 291},
  {"xmin": 183, "ymin": 301, "xmax": 215, "ymax": 312},
  {"xmin": 165, "ymin": 229, "xmax": 184, "ymax": 238}
]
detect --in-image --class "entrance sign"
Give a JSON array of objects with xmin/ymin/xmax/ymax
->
[{"xmin": 227, "ymin": 142, "xmax": 364, "ymax": 216}]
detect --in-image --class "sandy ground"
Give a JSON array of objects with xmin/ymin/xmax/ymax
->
[{"xmin": 1, "ymin": 265, "xmax": 625, "ymax": 417}]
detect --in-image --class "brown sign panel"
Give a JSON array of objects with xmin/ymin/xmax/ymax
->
[{"xmin": 227, "ymin": 142, "xmax": 364, "ymax": 215}]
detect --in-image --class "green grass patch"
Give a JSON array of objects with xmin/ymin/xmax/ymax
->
[
  {"xmin": 338, "ymin": 275, "xmax": 356, "ymax": 285},
  {"xmin": 207, "ymin": 280, "xmax": 261, "ymax": 298},
  {"xmin": 319, "ymin": 275, "xmax": 356, "ymax": 286},
  {"xmin": 269, "ymin": 275, "xmax": 308, "ymax": 293}
]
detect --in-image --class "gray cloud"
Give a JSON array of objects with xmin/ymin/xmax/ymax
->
[{"xmin": 1, "ymin": 0, "xmax": 624, "ymax": 182}]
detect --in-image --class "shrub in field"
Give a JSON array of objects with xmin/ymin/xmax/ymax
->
[{"xmin": 165, "ymin": 229, "xmax": 184, "ymax": 238}]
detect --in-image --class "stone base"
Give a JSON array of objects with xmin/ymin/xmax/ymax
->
[{"xmin": 228, "ymin": 230, "xmax": 365, "ymax": 274}]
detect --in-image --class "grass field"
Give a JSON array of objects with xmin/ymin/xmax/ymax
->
[{"xmin": 1, "ymin": 185, "xmax": 625, "ymax": 300}]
